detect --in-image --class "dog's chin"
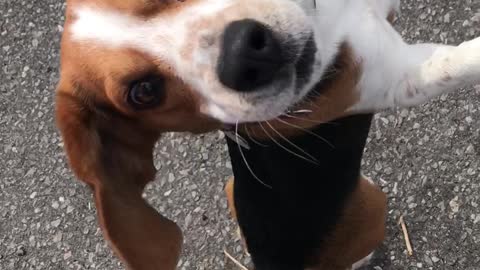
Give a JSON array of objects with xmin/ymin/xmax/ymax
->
[
  {"xmin": 218, "ymin": 79, "xmax": 323, "ymax": 132},
  {"xmin": 211, "ymin": 80, "xmax": 318, "ymax": 126}
]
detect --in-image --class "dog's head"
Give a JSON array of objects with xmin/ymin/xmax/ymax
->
[
  {"xmin": 59, "ymin": 0, "xmax": 357, "ymax": 129},
  {"xmin": 56, "ymin": 0, "xmax": 360, "ymax": 268}
]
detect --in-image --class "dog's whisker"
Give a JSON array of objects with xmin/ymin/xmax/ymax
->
[
  {"xmin": 293, "ymin": 109, "xmax": 313, "ymax": 114},
  {"xmin": 306, "ymin": 90, "xmax": 333, "ymax": 103},
  {"xmin": 265, "ymin": 121, "xmax": 318, "ymax": 165},
  {"xmin": 276, "ymin": 118, "xmax": 335, "ymax": 148},
  {"xmin": 245, "ymin": 125, "xmax": 269, "ymax": 147},
  {"xmin": 285, "ymin": 109, "xmax": 313, "ymax": 115},
  {"xmin": 235, "ymin": 122, "xmax": 272, "ymax": 189},
  {"xmin": 259, "ymin": 123, "xmax": 318, "ymax": 165},
  {"xmin": 301, "ymin": 95, "xmax": 340, "ymax": 125},
  {"xmin": 282, "ymin": 113, "xmax": 335, "ymax": 126},
  {"xmin": 224, "ymin": 131, "xmax": 250, "ymax": 150},
  {"xmin": 296, "ymin": 92, "xmax": 326, "ymax": 111}
]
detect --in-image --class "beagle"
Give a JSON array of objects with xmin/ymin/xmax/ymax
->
[{"xmin": 55, "ymin": 0, "xmax": 480, "ymax": 269}]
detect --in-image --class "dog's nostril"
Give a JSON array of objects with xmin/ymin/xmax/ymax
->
[
  {"xmin": 244, "ymin": 68, "xmax": 259, "ymax": 84},
  {"xmin": 217, "ymin": 19, "xmax": 285, "ymax": 93},
  {"xmin": 249, "ymin": 29, "xmax": 267, "ymax": 51}
]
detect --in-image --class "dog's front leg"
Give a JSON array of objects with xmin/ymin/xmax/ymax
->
[
  {"xmin": 394, "ymin": 38, "xmax": 480, "ymax": 108},
  {"xmin": 352, "ymin": 37, "xmax": 480, "ymax": 112},
  {"xmin": 366, "ymin": 0, "xmax": 400, "ymax": 19}
]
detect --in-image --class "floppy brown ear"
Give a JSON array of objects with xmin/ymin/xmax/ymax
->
[{"xmin": 55, "ymin": 88, "xmax": 182, "ymax": 270}]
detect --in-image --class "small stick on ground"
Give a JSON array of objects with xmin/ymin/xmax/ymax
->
[
  {"xmin": 224, "ymin": 249, "xmax": 249, "ymax": 270},
  {"xmin": 398, "ymin": 215, "xmax": 414, "ymax": 256}
]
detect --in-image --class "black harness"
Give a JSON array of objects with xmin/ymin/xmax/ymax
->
[{"xmin": 226, "ymin": 114, "xmax": 373, "ymax": 270}]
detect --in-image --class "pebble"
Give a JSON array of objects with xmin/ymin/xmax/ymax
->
[
  {"xmin": 474, "ymin": 215, "xmax": 480, "ymax": 224},
  {"xmin": 51, "ymin": 219, "xmax": 61, "ymax": 227},
  {"xmin": 444, "ymin": 13, "xmax": 451, "ymax": 23},
  {"xmin": 63, "ymin": 251, "xmax": 72, "ymax": 260},
  {"xmin": 29, "ymin": 192, "xmax": 37, "ymax": 199},
  {"xmin": 16, "ymin": 246, "xmax": 27, "ymax": 257},
  {"xmin": 53, "ymin": 232, "xmax": 63, "ymax": 243},
  {"xmin": 449, "ymin": 196, "xmax": 461, "ymax": 214}
]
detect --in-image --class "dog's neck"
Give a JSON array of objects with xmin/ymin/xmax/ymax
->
[{"xmin": 226, "ymin": 113, "xmax": 373, "ymax": 269}]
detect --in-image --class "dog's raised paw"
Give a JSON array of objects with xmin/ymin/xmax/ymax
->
[{"xmin": 453, "ymin": 37, "xmax": 480, "ymax": 84}]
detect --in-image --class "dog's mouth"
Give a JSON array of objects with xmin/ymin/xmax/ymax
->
[
  {"xmin": 222, "ymin": 40, "xmax": 347, "ymax": 142},
  {"xmin": 294, "ymin": 35, "xmax": 317, "ymax": 95},
  {"xmin": 269, "ymin": 34, "xmax": 322, "ymax": 121},
  {"xmin": 222, "ymin": 80, "xmax": 327, "ymax": 148}
]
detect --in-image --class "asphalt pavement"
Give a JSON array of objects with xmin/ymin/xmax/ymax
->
[{"xmin": 1, "ymin": 0, "xmax": 479, "ymax": 269}]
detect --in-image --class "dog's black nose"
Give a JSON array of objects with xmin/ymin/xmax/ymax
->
[{"xmin": 217, "ymin": 19, "xmax": 285, "ymax": 93}]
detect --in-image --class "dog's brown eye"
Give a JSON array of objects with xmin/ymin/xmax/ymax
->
[{"xmin": 128, "ymin": 77, "xmax": 165, "ymax": 110}]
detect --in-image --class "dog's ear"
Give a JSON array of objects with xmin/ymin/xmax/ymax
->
[{"xmin": 55, "ymin": 86, "xmax": 182, "ymax": 270}]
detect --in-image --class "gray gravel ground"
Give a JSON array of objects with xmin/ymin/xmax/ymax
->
[{"xmin": 1, "ymin": 1, "xmax": 479, "ymax": 269}]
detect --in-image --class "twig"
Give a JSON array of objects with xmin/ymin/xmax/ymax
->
[
  {"xmin": 398, "ymin": 215, "xmax": 413, "ymax": 256},
  {"xmin": 224, "ymin": 249, "xmax": 249, "ymax": 270}
]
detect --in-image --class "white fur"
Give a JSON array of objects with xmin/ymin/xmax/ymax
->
[
  {"xmin": 349, "ymin": 21, "xmax": 480, "ymax": 112},
  {"xmin": 350, "ymin": 252, "xmax": 373, "ymax": 270},
  {"xmin": 69, "ymin": 0, "xmax": 480, "ymax": 124},
  {"xmin": 361, "ymin": 174, "xmax": 376, "ymax": 185}
]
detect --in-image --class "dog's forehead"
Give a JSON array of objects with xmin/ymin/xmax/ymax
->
[
  {"xmin": 70, "ymin": 6, "xmax": 172, "ymax": 50},
  {"xmin": 69, "ymin": 1, "xmax": 231, "ymax": 46},
  {"xmin": 66, "ymin": 0, "xmax": 315, "ymax": 48},
  {"xmin": 66, "ymin": 2, "xmax": 238, "ymax": 75},
  {"xmin": 66, "ymin": 0, "xmax": 208, "ymax": 15}
]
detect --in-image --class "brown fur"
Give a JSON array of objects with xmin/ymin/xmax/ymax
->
[
  {"xmin": 56, "ymin": 90, "xmax": 184, "ymax": 270},
  {"xmin": 225, "ymin": 177, "xmax": 250, "ymax": 253},
  {"xmin": 311, "ymin": 176, "xmax": 387, "ymax": 269},
  {"xmin": 225, "ymin": 177, "xmax": 237, "ymax": 220}
]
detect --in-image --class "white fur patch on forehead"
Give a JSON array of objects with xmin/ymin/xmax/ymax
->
[
  {"xmin": 70, "ymin": 1, "xmax": 233, "ymax": 50},
  {"xmin": 71, "ymin": 7, "xmax": 153, "ymax": 48}
]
